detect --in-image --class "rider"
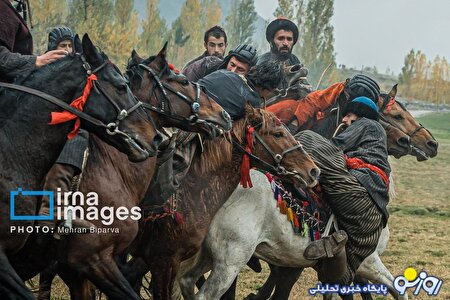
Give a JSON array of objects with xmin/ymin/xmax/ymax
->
[
  {"xmin": 298, "ymin": 96, "xmax": 390, "ymax": 285},
  {"xmin": 46, "ymin": 26, "xmax": 75, "ymax": 53},
  {"xmin": 258, "ymin": 17, "xmax": 301, "ymax": 67},
  {"xmin": 38, "ymin": 27, "xmax": 90, "ymax": 225},
  {"xmin": 0, "ymin": 0, "xmax": 68, "ymax": 83},
  {"xmin": 182, "ymin": 25, "xmax": 228, "ymax": 71},
  {"xmin": 268, "ymin": 74, "xmax": 381, "ymax": 133},
  {"xmin": 182, "ymin": 43, "xmax": 258, "ymax": 82}
]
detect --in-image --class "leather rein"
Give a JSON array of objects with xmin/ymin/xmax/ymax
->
[{"xmin": 0, "ymin": 54, "xmax": 148, "ymax": 138}]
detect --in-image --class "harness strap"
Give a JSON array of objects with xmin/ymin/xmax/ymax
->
[
  {"xmin": 0, "ymin": 82, "xmax": 110, "ymax": 129},
  {"xmin": 344, "ymin": 155, "xmax": 390, "ymax": 187}
]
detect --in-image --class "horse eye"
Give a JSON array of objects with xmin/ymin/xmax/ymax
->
[
  {"xmin": 117, "ymin": 84, "xmax": 127, "ymax": 92},
  {"xmin": 394, "ymin": 114, "xmax": 403, "ymax": 120},
  {"xmin": 274, "ymin": 132, "xmax": 284, "ymax": 138}
]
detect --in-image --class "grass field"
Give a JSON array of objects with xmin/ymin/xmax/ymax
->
[{"xmin": 40, "ymin": 112, "xmax": 450, "ymax": 299}]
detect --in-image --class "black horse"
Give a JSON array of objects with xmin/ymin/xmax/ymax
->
[{"xmin": 0, "ymin": 34, "xmax": 161, "ymax": 299}]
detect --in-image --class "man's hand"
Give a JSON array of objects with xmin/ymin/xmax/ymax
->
[{"xmin": 36, "ymin": 50, "xmax": 68, "ymax": 68}]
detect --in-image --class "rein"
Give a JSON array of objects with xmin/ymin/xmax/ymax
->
[
  {"xmin": 0, "ymin": 55, "xmax": 148, "ymax": 139},
  {"xmin": 232, "ymin": 123, "xmax": 303, "ymax": 187}
]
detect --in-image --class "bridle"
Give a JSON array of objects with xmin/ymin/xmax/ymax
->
[
  {"xmin": 379, "ymin": 96, "xmax": 433, "ymax": 139},
  {"xmin": 233, "ymin": 123, "xmax": 304, "ymax": 177},
  {"xmin": 137, "ymin": 63, "xmax": 210, "ymax": 126},
  {"xmin": 0, "ymin": 54, "xmax": 150, "ymax": 139}
]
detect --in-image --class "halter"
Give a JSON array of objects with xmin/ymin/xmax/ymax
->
[
  {"xmin": 0, "ymin": 54, "xmax": 148, "ymax": 139},
  {"xmin": 137, "ymin": 64, "xmax": 204, "ymax": 125},
  {"xmin": 379, "ymin": 96, "xmax": 431, "ymax": 139},
  {"xmin": 233, "ymin": 123, "xmax": 304, "ymax": 179}
]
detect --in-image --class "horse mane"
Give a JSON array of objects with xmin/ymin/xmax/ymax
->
[
  {"xmin": 191, "ymin": 109, "xmax": 280, "ymax": 175},
  {"xmin": 15, "ymin": 55, "xmax": 76, "ymax": 85}
]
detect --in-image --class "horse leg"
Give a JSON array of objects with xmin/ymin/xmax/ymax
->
[
  {"xmin": 57, "ymin": 265, "xmax": 95, "ymax": 300},
  {"xmin": 37, "ymin": 262, "xmax": 59, "ymax": 300},
  {"xmin": 79, "ymin": 257, "xmax": 142, "ymax": 300},
  {"xmin": 220, "ymin": 277, "xmax": 237, "ymax": 300},
  {"xmin": 357, "ymin": 253, "xmax": 407, "ymax": 300},
  {"xmin": 179, "ymin": 249, "xmax": 212, "ymax": 300},
  {"xmin": 122, "ymin": 257, "xmax": 150, "ymax": 294},
  {"xmin": 0, "ymin": 250, "xmax": 35, "ymax": 300},
  {"xmin": 150, "ymin": 259, "xmax": 180, "ymax": 300},
  {"xmin": 196, "ymin": 263, "xmax": 243, "ymax": 300},
  {"xmin": 270, "ymin": 266, "xmax": 304, "ymax": 300}
]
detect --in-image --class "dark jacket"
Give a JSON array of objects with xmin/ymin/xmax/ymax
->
[
  {"xmin": 182, "ymin": 51, "xmax": 209, "ymax": 73},
  {"xmin": 0, "ymin": 0, "xmax": 36, "ymax": 82},
  {"xmin": 198, "ymin": 69, "xmax": 261, "ymax": 120},
  {"xmin": 258, "ymin": 51, "xmax": 300, "ymax": 66},
  {"xmin": 182, "ymin": 56, "xmax": 223, "ymax": 82},
  {"xmin": 331, "ymin": 117, "xmax": 391, "ymax": 223}
]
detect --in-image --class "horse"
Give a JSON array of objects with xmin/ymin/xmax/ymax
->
[
  {"xmin": 120, "ymin": 104, "xmax": 320, "ymax": 300},
  {"xmin": 11, "ymin": 43, "xmax": 232, "ymax": 300},
  {"xmin": 180, "ymin": 85, "xmax": 438, "ymax": 300},
  {"xmin": 0, "ymin": 33, "xmax": 165, "ymax": 299}
]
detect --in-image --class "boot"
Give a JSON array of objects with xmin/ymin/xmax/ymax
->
[{"xmin": 304, "ymin": 230, "xmax": 348, "ymax": 260}]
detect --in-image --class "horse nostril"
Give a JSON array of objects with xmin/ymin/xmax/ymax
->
[
  {"xmin": 309, "ymin": 167, "xmax": 320, "ymax": 179},
  {"xmin": 153, "ymin": 132, "xmax": 163, "ymax": 149},
  {"xmin": 397, "ymin": 136, "xmax": 410, "ymax": 147},
  {"xmin": 427, "ymin": 139, "xmax": 438, "ymax": 150}
]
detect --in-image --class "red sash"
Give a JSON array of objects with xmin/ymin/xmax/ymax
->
[{"xmin": 345, "ymin": 155, "xmax": 389, "ymax": 187}]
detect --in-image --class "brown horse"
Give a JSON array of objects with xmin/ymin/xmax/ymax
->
[
  {"xmin": 124, "ymin": 105, "xmax": 320, "ymax": 299},
  {"xmin": 0, "ymin": 34, "xmax": 165, "ymax": 299},
  {"xmin": 10, "ymin": 44, "xmax": 231, "ymax": 300}
]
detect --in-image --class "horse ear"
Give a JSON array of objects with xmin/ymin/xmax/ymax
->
[
  {"xmin": 245, "ymin": 102, "xmax": 260, "ymax": 124},
  {"xmin": 82, "ymin": 33, "xmax": 101, "ymax": 65},
  {"xmin": 157, "ymin": 42, "xmax": 169, "ymax": 60},
  {"xmin": 131, "ymin": 49, "xmax": 143, "ymax": 64},
  {"xmin": 73, "ymin": 34, "xmax": 82, "ymax": 54},
  {"xmin": 389, "ymin": 84, "xmax": 398, "ymax": 98}
]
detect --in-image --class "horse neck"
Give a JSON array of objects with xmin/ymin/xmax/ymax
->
[
  {"xmin": 87, "ymin": 135, "xmax": 156, "ymax": 204},
  {"xmin": 178, "ymin": 133, "xmax": 244, "ymax": 219},
  {"xmin": 0, "ymin": 61, "xmax": 86, "ymax": 189},
  {"xmin": 310, "ymin": 92, "xmax": 347, "ymax": 139}
]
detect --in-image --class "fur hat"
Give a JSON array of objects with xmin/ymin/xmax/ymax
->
[{"xmin": 266, "ymin": 17, "xmax": 299, "ymax": 45}]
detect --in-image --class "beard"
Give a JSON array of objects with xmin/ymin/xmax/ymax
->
[{"xmin": 270, "ymin": 43, "xmax": 292, "ymax": 59}]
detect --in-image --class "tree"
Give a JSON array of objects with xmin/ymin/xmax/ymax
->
[
  {"xmin": 296, "ymin": 0, "xmax": 336, "ymax": 87},
  {"xmin": 399, "ymin": 49, "xmax": 416, "ymax": 91},
  {"xmin": 139, "ymin": 0, "xmax": 168, "ymax": 57},
  {"xmin": 225, "ymin": 0, "xmax": 257, "ymax": 48},
  {"xmin": 30, "ymin": 0, "xmax": 69, "ymax": 54},
  {"xmin": 202, "ymin": 0, "xmax": 222, "ymax": 30},
  {"xmin": 274, "ymin": 0, "xmax": 295, "ymax": 19}
]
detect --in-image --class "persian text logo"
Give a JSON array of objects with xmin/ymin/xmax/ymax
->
[
  {"xmin": 393, "ymin": 267, "xmax": 443, "ymax": 296},
  {"xmin": 10, "ymin": 188, "xmax": 54, "ymax": 221}
]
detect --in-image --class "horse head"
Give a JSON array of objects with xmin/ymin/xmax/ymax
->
[
  {"xmin": 240, "ymin": 104, "xmax": 320, "ymax": 188},
  {"xmin": 379, "ymin": 119, "xmax": 411, "ymax": 158},
  {"xmin": 74, "ymin": 34, "xmax": 162, "ymax": 161},
  {"xmin": 378, "ymin": 84, "xmax": 438, "ymax": 161},
  {"xmin": 265, "ymin": 64, "xmax": 313, "ymax": 105},
  {"xmin": 126, "ymin": 43, "xmax": 232, "ymax": 138}
]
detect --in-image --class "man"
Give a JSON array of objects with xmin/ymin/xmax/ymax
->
[
  {"xmin": 268, "ymin": 74, "xmax": 381, "ymax": 133},
  {"xmin": 258, "ymin": 17, "xmax": 300, "ymax": 66},
  {"xmin": 298, "ymin": 96, "xmax": 390, "ymax": 285},
  {"xmin": 0, "ymin": 0, "xmax": 68, "ymax": 83},
  {"xmin": 47, "ymin": 26, "xmax": 75, "ymax": 53},
  {"xmin": 182, "ymin": 25, "xmax": 227, "ymax": 71},
  {"xmin": 182, "ymin": 44, "xmax": 257, "ymax": 82}
]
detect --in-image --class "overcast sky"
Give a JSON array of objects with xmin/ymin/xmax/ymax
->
[{"xmin": 253, "ymin": 0, "xmax": 450, "ymax": 74}]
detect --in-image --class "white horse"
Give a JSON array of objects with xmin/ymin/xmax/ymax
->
[{"xmin": 178, "ymin": 169, "xmax": 407, "ymax": 300}]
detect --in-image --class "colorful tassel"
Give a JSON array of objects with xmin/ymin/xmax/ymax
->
[
  {"xmin": 315, "ymin": 229, "xmax": 321, "ymax": 240},
  {"xmin": 277, "ymin": 193, "xmax": 282, "ymax": 208},
  {"xmin": 174, "ymin": 212, "xmax": 183, "ymax": 225},
  {"xmin": 287, "ymin": 207, "xmax": 294, "ymax": 222},
  {"xmin": 309, "ymin": 227, "xmax": 315, "ymax": 241}
]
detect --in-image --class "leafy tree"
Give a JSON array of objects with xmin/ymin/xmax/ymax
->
[
  {"xmin": 225, "ymin": 0, "xmax": 257, "ymax": 48},
  {"xmin": 274, "ymin": 0, "xmax": 295, "ymax": 19},
  {"xmin": 30, "ymin": 0, "xmax": 69, "ymax": 54},
  {"xmin": 138, "ymin": 0, "xmax": 168, "ymax": 57},
  {"xmin": 399, "ymin": 49, "xmax": 416, "ymax": 91}
]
